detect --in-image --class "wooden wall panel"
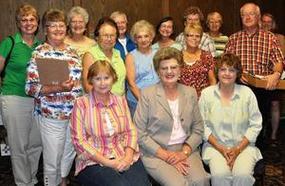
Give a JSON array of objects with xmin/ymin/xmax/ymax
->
[
  {"xmin": 0, "ymin": 0, "xmax": 284, "ymax": 41},
  {"xmin": 80, "ymin": 0, "xmax": 164, "ymax": 38}
]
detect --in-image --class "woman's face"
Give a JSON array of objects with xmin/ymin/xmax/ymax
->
[
  {"xmin": 218, "ymin": 64, "xmax": 237, "ymax": 86},
  {"xmin": 208, "ymin": 16, "xmax": 222, "ymax": 33},
  {"xmin": 98, "ymin": 24, "xmax": 117, "ymax": 51},
  {"xmin": 135, "ymin": 30, "xmax": 153, "ymax": 50},
  {"xmin": 18, "ymin": 14, "xmax": 38, "ymax": 36},
  {"xmin": 92, "ymin": 71, "xmax": 113, "ymax": 95},
  {"xmin": 158, "ymin": 58, "xmax": 180, "ymax": 86},
  {"xmin": 46, "ymin": 21, "xmax": 67, "ymax": 45},
  {"xmin": 69, "ymin": 14, "xmax": 86, "ymax": 36},
  {"xmin": 185, "ymin": 30, "xmax": 201, "ymax": 49},
  {"xmin": 159, "ymin": 20, "xmax": 173, "ymax": 38}
]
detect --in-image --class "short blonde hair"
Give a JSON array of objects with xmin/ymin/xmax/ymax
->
[
  {"xmin": 67, "ymin": 6, "xmax": 89, "ymax": 25},
  {"xmin": 110, "ymin": 11, "xmax": 127, "ymax": 22},
  {"xmin": 15, "ymin": 4, "xmax": 39, "ymax": 23},
  {"xmin": 207, "ymin": 11, "xmax": 223, "ymax": 25},
  {"xmin": 130, "ymin": 20, "xmax": 155, "ymax": 41},
  {"xmin": 87, "ymin": 60, "xmax": 118, "ymax": 85},
  {"xmin": 184, "ymin": 23, "xmax": 203, "ymax": 36}
]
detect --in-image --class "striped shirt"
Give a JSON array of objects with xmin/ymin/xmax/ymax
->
[
  {"xmin": 71, "ymin": 92, "xmax": 139, "ymax": 175},
  {"xmin": 225, "ymin": 29, "xmax": 284, "ymax": 75}
]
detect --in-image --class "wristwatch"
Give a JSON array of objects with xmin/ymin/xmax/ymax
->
[{"xmin": 183, "ymin": 150, "xmax": 190, "ymax": 157}]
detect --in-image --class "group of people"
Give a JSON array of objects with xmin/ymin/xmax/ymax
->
[{"xmin": 0, "ymin": 2, "xmax": 284, "ymax": 186}]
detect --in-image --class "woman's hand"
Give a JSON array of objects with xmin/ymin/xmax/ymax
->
[
  {"xmin": 60, "ymin": 78, "xmax": 74, "ymax": 92},
  {"xmin": 174, "ymin": 159, "xmax": 190, "ymax": 176},
  {"xmin": 227, "ymin": 146, "xmax": 241, "ymax": 170},
  {"xmin": 166, "ymin": 151, "xmax": 188, "ymax": 165},
  {"xmin": 107, "ymin": 158, "xmax": 131, "ymax": 172}
]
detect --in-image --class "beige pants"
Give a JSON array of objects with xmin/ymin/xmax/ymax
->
[{"xmin": 142, "ymin": 144, "xmax": 210, "ymax": 186}]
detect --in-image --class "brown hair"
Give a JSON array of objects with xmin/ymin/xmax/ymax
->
[
  {"xmin": 215, "ymin": 53, "xmax": 243, "ymax": 83},
  {"xmin": 153, "ymin": 47, "xmax": 183, "ymax": 73},
  {"xmin": 87, "ymin": 60, "xmax": 118, "ymax": 85},
  {"xmin": 183, "ymin": 6, "xmax": 204, "ymax": 23},
  {"xmin": 42, "ymin": 9, "xmax": 66, "ymax": 29}
]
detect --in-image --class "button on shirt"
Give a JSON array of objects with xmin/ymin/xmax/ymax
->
[
  {"xmin": 71, "ymin": 92, "xmax": 139, "ymax": 175},
  {"xmin": 225, "ymin": 29, "xmax": 284, "ymax": 75}
]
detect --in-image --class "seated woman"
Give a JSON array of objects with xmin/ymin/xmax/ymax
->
[
  {"xmin": 152, "ymin": 16, "xmax": 182, "ymax": 50},
  {"xmin": 179, "ymin": 23, "xmax": 216, "ymax": 97},
  {"xmin": 126, "ymin": 20, "xmax": 159, "ymax": 116},
  {"xmin": 199, "ymin": 53, "xmax": 263, "ymax": 186},
  {"xmin": 134, "ymin": 47, "xmax": 209, "ymax": 186},
  {"xmin": 71, "ymin": 60, "xmax": 151, "ymax": 186}
]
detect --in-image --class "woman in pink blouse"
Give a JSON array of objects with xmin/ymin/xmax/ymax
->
[
  {"xmin": 179, "ymin": 23, "xmax": 216, "ymax": 97},
  {"xmin": 71, "ymin": 60, "xmax": 150, "ymax": 186}
]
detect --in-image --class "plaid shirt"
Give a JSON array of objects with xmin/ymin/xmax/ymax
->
[
  {"xmin": 176, "ymin": 32, "xmax": 216, "ymax": 57},
  {"xmin": 225, "ymin": 29, "xmax": 284, "ymax": 76}
]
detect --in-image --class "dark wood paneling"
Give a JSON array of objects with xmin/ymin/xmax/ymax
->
[{"xmin": 0, "ymin": 0, "xmax": 284, "ymax": 41}]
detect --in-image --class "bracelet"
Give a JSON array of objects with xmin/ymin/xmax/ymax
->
[{"xmin": 183, "ymin": 150, "xmax": 190, "ymax": 157}]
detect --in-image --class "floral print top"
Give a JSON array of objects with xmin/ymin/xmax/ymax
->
[
  {"xmin": 25, "ymin": 43, "xmax": 82, "ymax": 120},
  {"xmin": 179, "ymin": 50, "xmax": 215, "ymax": 97}
]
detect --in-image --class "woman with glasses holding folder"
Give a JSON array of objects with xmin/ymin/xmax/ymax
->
[{"xmin": 25, "ymin": 9, "xmax": 82, "ymax": 186}]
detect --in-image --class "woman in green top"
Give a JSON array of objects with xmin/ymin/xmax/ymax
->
[
  {"xmin": 0, "ymin": 4, "xmax": 42, "ymax": 186},
  {"xmin": 82, "ymin": 17, "xmax": 126, "ymax": 95}
]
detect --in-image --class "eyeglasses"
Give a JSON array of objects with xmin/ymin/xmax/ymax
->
[
  {"xmin": 219, "ymin": 67, "xmax": 237, "ymax": 74},
  {"xmin": 20, "ymin": 17, "xmax": 37, "ymax": 23},
  {"xmin": 70, "ymin": 20, "xmax": 85, "ymax": 25},
  {"xmin": 185, "ymin": 33, "xmax": 201, "ymax": 38},
  {"xmin": 160, "ymin": 65, "xmax": 179, "ymax": 71},
  {"xmin": 100, "ymin": 34, "xmax": 116, "ymax": 39},
  {"xmin": 46, "ymin": 23, "xmax": 66, "ymax": 30}
]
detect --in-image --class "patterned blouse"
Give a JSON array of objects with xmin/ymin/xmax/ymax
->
[
  {"xmin": 71, "ymin": 92, "xmax": 139, "ymax": 175},
  {"xmin": 179, "ymin": 50, "xmax": 215, "ymax": 97},
  {"xmin": 25, "ymin": 43, "xmax": 82, "ymax": 120}
]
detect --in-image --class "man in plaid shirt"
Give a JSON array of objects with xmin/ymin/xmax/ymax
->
[{"xmin": 225, "ymin": 2, "xmax": 284, "ymax": 145}]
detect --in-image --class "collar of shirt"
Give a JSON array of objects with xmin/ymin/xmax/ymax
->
[
  {"xmin": 14, "ymin": 32, "xmax": 41, "ymax": 47},
  {"xmin": 213, "ymin": 83, "xmax": 241, "ymax": 100},
  {"xmin": 89, "ymin": 91, "xmax": 116, "ymax": 108}
]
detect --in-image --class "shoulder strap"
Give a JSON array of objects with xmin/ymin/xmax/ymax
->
[{"xmin": 1, "ymin": 36, "xmax": 15, "ymax": 78}]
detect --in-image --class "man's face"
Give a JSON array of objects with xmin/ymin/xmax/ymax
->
[
  {"xmin": 261, "ymin": 15, "xmax": 273, "ymax": 31},
  {"xmin": 241, "ymin": 4, "xmax": 259, "ymax": 29}
]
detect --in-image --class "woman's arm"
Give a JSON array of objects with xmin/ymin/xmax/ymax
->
[
  {"xmin": 125, "ymin": 53, "xmax": 141, "ymax": 100},
  {"xmin": 82, "ymin": 52, "xmax": 94, "ymax": 93}
]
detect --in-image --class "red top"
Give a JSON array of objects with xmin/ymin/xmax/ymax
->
[{"xmin": 179, "ymin": 50, "xmax": 215, "ymax": 97}]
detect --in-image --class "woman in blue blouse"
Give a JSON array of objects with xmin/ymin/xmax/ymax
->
[{"xmin": 199, "ymin": 53, "xmax": 262, "ymax": 186}]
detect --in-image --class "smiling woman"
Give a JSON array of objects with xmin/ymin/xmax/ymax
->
[{"xmin": 25, "ymin": 8, "xmax": 83, "ymax": 186}]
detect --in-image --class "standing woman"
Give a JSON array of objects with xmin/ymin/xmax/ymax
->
[
  {"xmin": 25, "ymin": 9, "xmax": 82, "ymax": 186},
  {"xmin": 152, "ymin": 16, "xmax": 182, "ymax": 51},
  {"xmin": 65, "ymin": 6, "xmax": 96, "ymax": 58},
  {"xmin": 126, "ymin": 20, "xmax": 159, "ymax": 116},
  {"xmin": 0, "ymin": 4, "xmax": 42, "ymax": 186},
  {"xmin": 83, "ymin": 17, "xmax": 126, "ymax": 95},
  {"xmin": 179, "ymin": 23, "xmax": 216, "ymax": 97},
  {"xmin": 71, "ymin": 60, "xmax": 151, "ymax": 186},
  {"xmin": 199, "ymin": 54, "xmax": 262, "ymax": 186}
]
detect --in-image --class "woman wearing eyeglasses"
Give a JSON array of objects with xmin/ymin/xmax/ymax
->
[
  {"xmin": 65, "ymin": 6, "xmax": 96, "ymax": 58},
  {"xmin": 82, "ymin": 17, "xmax": 126, "ymax": 97},
  {"xmin": 25, "ymin": 9, "xmax": 82, "ymax": 186},
  {"xmin": 179, "ymin": 23, "xmax": 216, "ymax": 97},
  {"xmin": 0, "ymin": 4, "xmax": 42, "ymax": 186}
]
